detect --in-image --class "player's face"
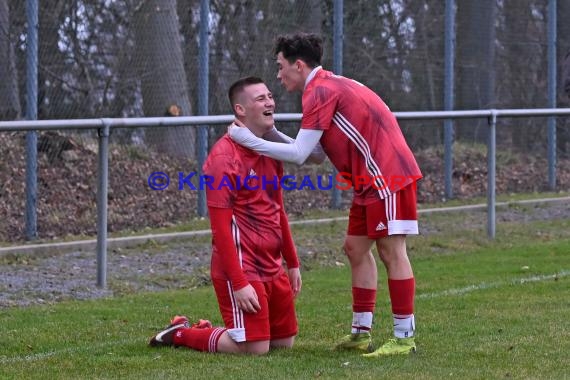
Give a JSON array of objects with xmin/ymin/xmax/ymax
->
[
  {"xmin": 239, "ymin": 83, "xmax": 275, "ymax": 134},
  {"xmin": 276, "ymin": 52, "xmax": 305, "ymax": 92}
]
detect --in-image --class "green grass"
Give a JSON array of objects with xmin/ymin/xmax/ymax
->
[
  {"xmin": 2, "ymin": 191, "xmax": 565, "ymax": 248},
  {"xmin": 417, "ymin": 191, "xmax": 570, "ymax": 209},
  {"xmin": 1, "ymin": 214, "xmax": 569, "ymax": 379}
]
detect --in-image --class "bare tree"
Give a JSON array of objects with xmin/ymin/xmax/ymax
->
[
  {"xmin": 496, "ymin": 0, "xmax": 552, "ymax": 151},
  {"xmin": 558, "ymin": 0, "xmax": 570, "ymax": 156},
  {"xmin": 456, "ymin": 0, "xmax": 496, "ymax": 143},
  {"xmin": 405, "ymin": 0, "xmax": 444, "ymax": 111},
  {"xmin": 558, "ymin": 0, "xmax": 570, "ymax": 101},
  {"xmin": 399, "ymin": 0, "xmax": 445, "ymax": 147},
  {"xmin": 201, "ymin": 0, "xmax": 324, "ymax": 143},
  {"xmin": 133, "ymin": 0, "xmax": 195, "ymax": 157},
  {"xmin": 0, "ymin": 0, "xmax": 21, "ymax": 120}
]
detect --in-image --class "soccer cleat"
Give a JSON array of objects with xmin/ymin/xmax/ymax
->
[
  {"xmin": 149, "ymin": 315, "xmax": 190, "ymax": 347},
  {"xmin": 362, "ymin": 337, "xmax": 416, "ymax": 357},
  {"xmin": 149, "ymin": 316, "xmax": 213, "ymax": 347},
  {"xmin": 334, "ymin": 332, "xmax": 373, "ymax": 352},
  {"xmin": 191, "ymin": 319, "xmax": 213, "ymax": 329}
]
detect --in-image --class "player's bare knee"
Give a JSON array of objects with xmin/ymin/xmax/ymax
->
[
  {"xmin": 342, "ymin": 242, "xmax": 362, "ymax": 265},
  {"xmin": 270, "ymin": 338, "xmax": 295, "ymax": 349},
  {"xmin": 342, "ymin": 241, "xmax": 352, "ymax": 256},
  {"xmin": 242, "ymin": 341, "xmax": 270, "ymax": 355},
  {"xmin": 248, "ymin": 346, "xmax": 270, "ymax": 355},
  {"xmin": 377, "ymin": 236, "xmax": 406, "ymax": 253},
  {"xmin": 376, "ymin": 237, "xmax": 407, "ymax": 263},
  {"xmin": 343, "ymin": 239, "xmax": 365, "ymax": 257}
]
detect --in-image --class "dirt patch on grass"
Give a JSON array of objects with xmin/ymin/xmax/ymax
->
[
  {"xmin": 1, "ymin": 200, "xmax": 568, "ymax": 308},
  {"xmin": 1, "ymin": 133, "xmax": 569, "ymax": 243}
]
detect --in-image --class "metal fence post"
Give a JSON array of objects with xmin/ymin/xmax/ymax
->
[
  {"xmin": 444, "ymin": 0, "xmax": 455, "ymax": 199},
  {"xmin": 330, "ymin": 0, "xmax": 344, "ymax": 209},
  {"xmin": 197, "ymin": 0, "xmax": 210, "ymax": 217},
  {"xmin": 547, "ymin": 0, "xmax": 557, "ymax": 190},
  {"xmin": 96, "ymin": 121, "xmax": 110, "ymax": 288},
  {"xmin": 24, "ymin": 0, "xmax": 39, "ymax": 241},
  {"xmin": 487, "ymin": 111, "xmax": 497, "ymax": 239}
]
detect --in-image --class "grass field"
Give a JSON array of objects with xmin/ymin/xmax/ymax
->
[{"xmin": 1, "ymin": 208, "xmax": 569, "ymax": 379}]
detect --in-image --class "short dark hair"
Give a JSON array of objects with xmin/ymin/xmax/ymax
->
[
  {"xmin": 228, "ymin": 76, "xmax": 265, "ymax": 109},
  {"xmin": 274, "ymin": 33, "xmax": 323, "ymax": 68}
]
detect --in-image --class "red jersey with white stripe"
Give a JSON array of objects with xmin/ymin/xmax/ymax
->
[
  {"xmin": 301, "ymin": 69, "xmax": 422, "ymax": 204},
  {"xmin": 203, "ymin": 135, "xmax": 297, "ymax": 286}
]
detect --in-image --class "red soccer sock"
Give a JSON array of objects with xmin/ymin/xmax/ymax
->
[
  {"xmin": 388, "ymin": 277, "xmax": 415, "ymax": 316},
  {"xmin": 351, "ymin": 287, "xmax": 377, "ymax": 333},
  {"xmin": 352, "ymin": 287, "xmax": 377, "ymax": 313},
  {"xmin": 173, "ymin": 327, "xmax": 226, "ymax": 352}
]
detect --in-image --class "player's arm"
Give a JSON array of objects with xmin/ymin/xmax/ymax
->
[
  {"xmin": 262, "ymin": 126, "xmax": 326, "ymax": 164},
  {"xmin": 275, "ymin": 186, "xmax": 302, "ymax": 296},
  {"xmin": 229, "ymin": 124, "xmax": 324, "ymax": 165},
  {"xmin": 208, "ymin": 207, "xmax": 248, "ymax": 290},
  {"xmin": 262, "ymin": 126, "xmax": 295, "ymax": 143},
  {"xmin": 208, "ymin": 206, "xmax": 261, "ymax": 313}
]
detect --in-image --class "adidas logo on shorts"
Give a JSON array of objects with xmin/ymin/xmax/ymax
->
[{"xmin": 375, "ymin": 222, "xmax": 387, "ymax": 231}]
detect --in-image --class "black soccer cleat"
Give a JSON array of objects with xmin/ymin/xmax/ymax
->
[{"xmin": 149, "ymin": 315, "xmax": 190, "ymax": 347}]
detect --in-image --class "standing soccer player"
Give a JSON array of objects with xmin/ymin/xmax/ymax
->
[
  {"xmin": 228, "ymin": 33, "xmax": 422, "ymax": 356},
  {"xmin": 149, "ymin": 77, "xmax": 302, "ymax": 355}
]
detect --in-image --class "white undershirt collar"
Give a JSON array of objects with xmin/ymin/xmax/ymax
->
[{"xmin": 304, "ymin": 66, "xmax": 323, "ymax": 89}]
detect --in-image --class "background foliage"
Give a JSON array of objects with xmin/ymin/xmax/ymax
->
[
  {"xmin": 2, "ymin": 0, "xmax": 570, "ymax": 149},
  {"xmin": 1, "ymin": 0, "xmax": 570, "ymax": 242}
]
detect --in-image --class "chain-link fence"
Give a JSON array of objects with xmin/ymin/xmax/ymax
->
[{"xmin": 1, "ymin": 0, "xmax": 570, "ymax": 243}]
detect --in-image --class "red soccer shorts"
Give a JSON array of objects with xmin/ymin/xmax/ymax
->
[
  {"xmin": 212, "ymin": 271, "xmax": 298, "ymax": 342},
  {"xmin": 348, "ymin": 182, "xmax": 419, "ymax": 239}
]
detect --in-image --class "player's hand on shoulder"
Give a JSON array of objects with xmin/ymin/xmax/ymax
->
[
  {"xmin": 227, "ymin": 119, "xmax": 246, "ymax": 134},
  {"xmin": 233, "ymin": 119, "xmax": 246, "ymax": 128}
]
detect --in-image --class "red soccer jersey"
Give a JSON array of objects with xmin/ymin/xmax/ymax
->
[
  {"xmin": 302, "ymin": 69, "xmax": 422, "ymax": 204},
  {"xmin": 203, "ymin": 135, "xmax": 298, "ymax": 289}
]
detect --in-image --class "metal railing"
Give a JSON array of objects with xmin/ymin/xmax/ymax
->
[{"xmin": 2, "ymin": 107, "xmax": 570, "ymax": 288}]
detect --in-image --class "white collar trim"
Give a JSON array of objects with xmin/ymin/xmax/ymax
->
[{"xmin": 304, "ymin": 66, "xmax": 323, "ymax": 89}]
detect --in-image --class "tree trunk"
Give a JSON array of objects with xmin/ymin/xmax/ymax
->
[
  {"xmin": 133, "ymin": 0, "xmax": 195, "ymax": 157},
  {"xmin": 558, "ymin": 0, "xmax": 570, "ymax": 156},
  {"xmin": 296, "ymin": 0, "xmax": 323, "ymax": 34},
  {"xmin": 0, "ymin": 0, "xmax": 21, "ymax": 120},
  {"xmin": 456, "ymin": 0, "xmax": 496, "ymax": 143}
]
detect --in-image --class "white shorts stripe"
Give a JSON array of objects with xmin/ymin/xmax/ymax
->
[
  {"xmin": 226, "ymin": 327, "xmax": 246, "ymax": 343},
  {"xmin": 231, "ymin": 216, "xmax": 243, "ymax": 269},
  {"xmin": 384, "ymin": 192, "xmax": 397, "ymax": 221},
  {"xmin": 229, "ymin": 216, "xmax": 245, "ymax": 331},
  {"xmin": 226, "ymin": 281, "xmax": 244, "ymax": 330},
  {"xmin": 388, "ymin": 220, "xmax": 419, "ymax": 235}
]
